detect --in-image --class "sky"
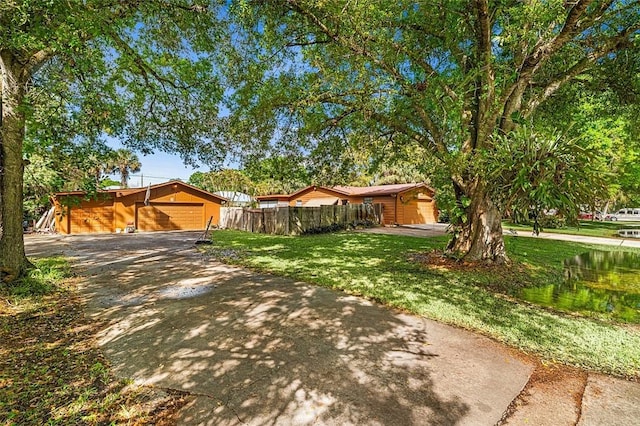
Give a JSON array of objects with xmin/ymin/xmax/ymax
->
[
  {"xmin": 106, "ymin": 140, "xmax": 205, "ymax": 188},
  {"xmin": 127, "ymin": 151, "xmax": 203, "ymax": 187}
]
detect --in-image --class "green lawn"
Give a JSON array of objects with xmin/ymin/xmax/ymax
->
[
  {"xmin": 504, "ymin": 220, "xmax": 639, "ymax": 238},
  {"xmin": 207, "ymin": 230, "xmax": 640, "ymax": 378}
]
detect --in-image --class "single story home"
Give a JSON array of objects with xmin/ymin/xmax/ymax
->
[
  {"xmin": 54, "ymin": 181, "xmax": 226, "ymax": 234},
  {"xmin": 256, "ymin": 183, "xmax": 438, "ymax": 225}
]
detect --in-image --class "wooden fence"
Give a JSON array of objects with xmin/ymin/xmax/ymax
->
[{"xmin": 220, "ymin": 204, "xmax": 383, "ymax": 235}]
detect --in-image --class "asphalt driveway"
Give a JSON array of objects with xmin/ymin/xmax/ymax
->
[{"xmin": 25, "ymin": 231, "xmax": 533, "ymax": 425}]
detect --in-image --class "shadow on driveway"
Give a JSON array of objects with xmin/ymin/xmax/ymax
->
[{"xmin": 25, "ymin": 231, "xmax": 531, "ymax": 425}]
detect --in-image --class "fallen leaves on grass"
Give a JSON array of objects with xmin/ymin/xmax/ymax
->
[
  {"xmin": 200, "ymin": 246, "xmax": 246, "ymax": 263},
  {"xmin": 409, "ymin": 250, "xmax": 539, "ymax": 292},
  {"xmin": 0, "ymin": 277, "xmax": 190, "ymax": 425}
]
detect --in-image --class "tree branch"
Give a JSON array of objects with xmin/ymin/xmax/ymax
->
[
  {"xmin": 21, "ymin": 49, "xmax": 55, "ymax": 80},
  {"xmin": 285, "ymin": 0, "xmax": 449, "ymax": 155},
  {"xmin": 105, "ymin": 28, "xmax": 189, "ymax": 91},
  {"xmin": 471, "ymin": 0, "xmax": 495, "ymax": 149},
  {"xmin": 523, "ymin": 23, "xmax": 640, "ymax": 116},
  {"xmin": 497, "ymin": 0, "xmax": 604, "ymax": 131}
]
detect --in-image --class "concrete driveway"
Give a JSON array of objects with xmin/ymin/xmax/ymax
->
[{"xmin": 25, "ymin": 231, "xmax": 533, "ymax": 425}]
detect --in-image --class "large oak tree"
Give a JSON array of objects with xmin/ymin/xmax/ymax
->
[
  {"xmin": 1, "ymin": 1, "xmax": 227, "ymax": 282},
  {"xmin": 227, "ymin": 0, "xmax": 640, "ymax": 263}
]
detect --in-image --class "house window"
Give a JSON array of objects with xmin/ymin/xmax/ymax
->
[
  {"xmin": 363, "ymin": 197, "xmax": 373, "ymax": 204},
  {"xmin": 260, "ymin": 201, "xmax": 277, "ymax": 208},
  {"xmin": 296, "ymin": 200, "xmax": 302, "ymax": 207}
]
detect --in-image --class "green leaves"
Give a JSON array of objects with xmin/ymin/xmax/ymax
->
[
  {"xmin": 3, "ymin": 1, "xmax": 232, "ymax": 170},
  {"xmin": 485, "ymin": 126, "xmax": 610, "ymax": 220},
  {"xmin": 188, "ymin": 169, "xmax": 256, "ymax": 195}
]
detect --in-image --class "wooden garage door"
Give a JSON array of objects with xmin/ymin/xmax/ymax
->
[
  {"xmin": 136, "ymin": 203, "xmax": 203, "ymax": 231},
  {"xmin": 71, "ymin": 205, "xmax": 114, "ymax": 233},
  {"xmin": 402, "ymin": 199, "xmax": 436, "ymax": 224}
]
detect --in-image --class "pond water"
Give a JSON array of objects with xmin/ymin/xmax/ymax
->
[{"xmin": 519, "ymin": 251, "xmax": 640, "ymax": 323}]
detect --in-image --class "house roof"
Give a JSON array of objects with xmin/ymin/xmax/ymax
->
[
  {"xmin": 55, "ymin": 181, "xmax": 228, "ymax": 202},
  {"xmin": 334, "ymin": 183, "xmax": 433, "ymax": 196},
  {"xmin": 256, "ymin": 185, "xmax": 351, "ymax": 201},
  {"xmin": 255, "ymin": 194, "xmax": 293, "ymax": 201},
  {"xmin": 287, "ymin": 185, "xmax": 352, "ymax": 198},
  {"xmin": 254, "ymin": 183, "xmax": 434, "ymax": 201}
]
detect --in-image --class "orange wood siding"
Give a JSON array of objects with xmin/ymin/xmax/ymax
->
[
  {"xmin": 370, "ymin": 196, "xmax": 397, "ymax": 225},
  {"xmin": 117, "ymin": 184, "xmax": 221, "ymax": 230},
  {"xmin": 69, "ymin": 198, "xmax": 115, "ymax": 234},
  {"xmin": 55, "ymin": 183, "xmax": 223, "ymax": 234},
  {"xmin": 54, "ymin": 199, "xmax": 70, "ymax": 234},
  {"xmin": 289, "ymin": 187, "xmax": 349, "ymax": 206},
  {"xmin": 136, "ymin": 202, "xmax": 204, "ymax": 231},
  {"xmin": 397, "ymin": 188, "xmax": 438, "ymax": 224}
]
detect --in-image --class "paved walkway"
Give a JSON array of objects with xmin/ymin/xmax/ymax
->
[
  {"xmin": 512, "ymin": 229, "xmax": 640, "ymax": 248},
  {"xmin": 364, "ymin": 222, "xmax": 640, "ymax": 249},
  {"xmin": 26, "ymin": 232, "xmax": 531, "ymax": 425}
]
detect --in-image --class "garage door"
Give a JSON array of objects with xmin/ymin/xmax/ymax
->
[
  {"xmin": 71, "ymin": 205, "xmax": 114, "ymax": 233},
  {"xmin": 402, "ymin": 199, "xmax": 436, "ymax": 224},
  {"xmin": 136, "ymin": 203, "xmax": 204, "ymax": 231}
]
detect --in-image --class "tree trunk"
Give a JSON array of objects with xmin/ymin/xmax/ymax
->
[
  {"xmin": 0, "ymin": 53, "xmax": 30, "ymax": 282},
  {"xmin": 446, "ymin": 184, "xmax": 508, "ymax": 264}
]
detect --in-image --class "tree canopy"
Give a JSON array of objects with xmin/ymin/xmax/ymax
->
[
  {"xmin": 224, "ymin": 0, "xmax": 640, "ymax": 262},
  {"xmin": 188, "ymin": 169, "xmax": 254, "ymax": 194},
  {"xmin": 1, "ymin": 1, "xmax": 229, "ymax": 280},
  {"xmin": 107, "ymin": 149, "xmax": 141, "ymax": 189},
  {"xmin": 22, "ymin": 141, "xmax": 120, "ymax": 220},
  {"xmin": 534, "ymin": 79, "xmax": 640, "ymax": 210},
  {"xmin": 3, "ymin": 1, "xmax": 640, "ymax": 281}
]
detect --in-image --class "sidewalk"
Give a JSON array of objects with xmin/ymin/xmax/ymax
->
[{"xmin": 508, "ymin": 229, "xmax": 640, "ymax": 248}]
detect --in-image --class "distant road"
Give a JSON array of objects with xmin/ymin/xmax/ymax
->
[
  {"xmin": 363, "ymin": 223, "xmax": 640, "ymax": 249},
  {"xmin": 504, "ymin": 229, "xmax": 640, "ymax": 249}
]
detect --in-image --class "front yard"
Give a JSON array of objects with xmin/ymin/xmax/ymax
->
[{"xmin": 207, "ymin": 230, "xmax": 640, "ymax": 377}]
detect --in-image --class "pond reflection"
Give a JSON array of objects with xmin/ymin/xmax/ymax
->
[{"xmin": 519, "ymin": 251, "xmax": 640, "ymax": 323}]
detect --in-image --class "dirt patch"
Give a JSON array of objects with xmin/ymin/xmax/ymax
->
[
  {"xmin": 199, "ymin": 246, "xmax": 246, "ymax": 263},
  {"xmin": 498, "ymin": 358, "xmax": 588, "ymax": 425},
  {"xmin": 409, "ymin": 250, "xmax": 537, "ymax": 292},
  {"xmin": 410, "ymin": 249, "xmax": 519, "ymax": 271}
]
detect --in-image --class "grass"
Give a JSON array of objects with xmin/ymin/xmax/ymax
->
[
  {"xmin": 503, "ymin": 220, "xmax": 638, "ymax": 238},
  {"xmin": 206, "ymin": 230, "xmax": 640, "ymax": 378},
  {"xmin": 0, "ymin": 258, "xmax": 188, "ymax": 425}
]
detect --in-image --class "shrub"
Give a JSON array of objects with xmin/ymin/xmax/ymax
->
[{"xmin": 538, "ymin": 215, "xmax": 566, "ymax": 229}]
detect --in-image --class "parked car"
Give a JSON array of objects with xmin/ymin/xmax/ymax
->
[
  {"xmin": 604, "ymin": 208, "xmax": 640, "ymax": 221},
  {"xmin": 578, "ymin": 211, "xmax": 602, "ymax": 220}
]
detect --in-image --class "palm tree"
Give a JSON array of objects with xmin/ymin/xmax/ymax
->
[{"xmin": 108, "ymin": 149, "xmax": 141, "ymax": 188}]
